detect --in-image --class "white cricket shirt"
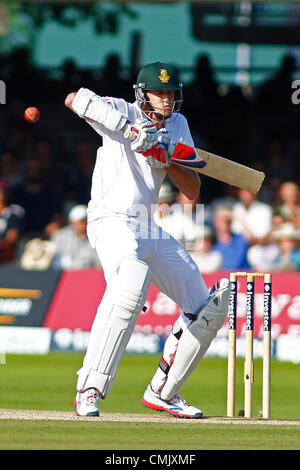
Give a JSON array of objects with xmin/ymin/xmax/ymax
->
[{"xmin": 85, "ymin": 98, "xmax": 194, "ymax": 222}]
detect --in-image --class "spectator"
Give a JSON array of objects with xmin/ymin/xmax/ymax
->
[
  {"xmin": 10, "ymin": 156, "xmax": 64, "ymax": 238},
  {"xmin": 230, "ymin": 189, "xmax": 273, "ymax": 244},
  {"xmin": 98, "ymin": 53, "xmax": 132, "ymax": 101},
  {"xmin": 268, "ymin": 222, "xmax": 300, "ymax": 272},
  {"xmin": 275, "ymin": 181, "xmax": 300, "ymax": 227},
  {"xmin": 0, "ymin": 151, "xmax": 22, "ymax": 189},
  {"xmin": 0, "ymin": 180, "xmax": 24, "ymax": 263},
  {"xmin": 189, "ymin": 225, "xmax": 223, "ymax": 274},
  {"xmin": 63, "ymin": 142, "xmax": 95, "ymax": 205},
  {"xmin": 51, "ymin": 204, "xmax": 100, "ymax": 270},
  {"xmin": 247, "ymin": 209, "xmax": 296, "ymax": 272},
  {"xmin": 35, "ymin": 137, "xmax": 59, "ymax": 180},
  {"xmin": 256, "ymin": 54, "xmax": 297, "ymax": 115},
  {"xmin": 183, "ymin": 54, "xmax": 220, "ymax": 142},
  {"xmin": 247, "ymin": 241, "xmax": 280, "ymax": 272},
  {"xmin": 60, "ymin": 59, "xmax": 82, "ymax": 95},
  {"xmin": 212, "ymin": 206, "xmax": 250, "ymax": 270}
]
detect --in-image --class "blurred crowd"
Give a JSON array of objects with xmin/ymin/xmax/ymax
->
[
  {"xmin": 155, "ymin": 180, "xmax": 300, "ymax": 274},
  {"xmin": 0, "ymin": 48, "xmax": 299, "ymax": 272}
]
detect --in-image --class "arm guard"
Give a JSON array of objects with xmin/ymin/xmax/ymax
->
[{"xmin": 72, "ymin": 88, "xmax": 128, "ymax": 132}]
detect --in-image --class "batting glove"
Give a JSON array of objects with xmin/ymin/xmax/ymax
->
[
  {"xmin": 122, "ymin": 118, "xmax": 158, "ymax": 153},
  {"xmin": 142, "ymin": 129, "xmax": 175, "ymax": 169},
  {"xmin": 157, "ymin": 129, "xmax": 176, "ymax": 157}
]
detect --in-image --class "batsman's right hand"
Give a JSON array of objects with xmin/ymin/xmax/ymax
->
[
  {"xmin": 122, "ymin": 118, "xmax": 158, "ymax": 153},
  {"xmin": 140, "ymin": 129, "xmax": 175, "ymax": 169}
]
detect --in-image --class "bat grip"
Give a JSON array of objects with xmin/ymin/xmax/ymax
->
[{"xmin": 123, "ymin": 125, "xmax": 138, "ymax": 141}]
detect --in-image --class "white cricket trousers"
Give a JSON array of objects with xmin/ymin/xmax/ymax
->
[{"xmin": 88, "ymin": 214, "xmax": 209, "ymax": 313}]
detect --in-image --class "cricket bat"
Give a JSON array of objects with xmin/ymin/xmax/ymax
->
[{"xmin": 171, "ymin": 143, "xmax": 265, "ymax": 195}]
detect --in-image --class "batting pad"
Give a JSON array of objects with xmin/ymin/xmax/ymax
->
[
  {"xmin": 76, "ymin": 256, "xmax": 151, "ymax": 396},
  {"xmin": 160, "ymin": 278, "xmax": 230, "ymax": 401}
]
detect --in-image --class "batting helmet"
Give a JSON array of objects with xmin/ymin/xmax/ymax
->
[{"xmin": 134, "ymin": 62, "xmax": 183, "ymax": 115}]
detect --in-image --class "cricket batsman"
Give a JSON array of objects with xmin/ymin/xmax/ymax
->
[{"xmin": 65, "ymin": 62, "xmax": 230, "ymax": 418}]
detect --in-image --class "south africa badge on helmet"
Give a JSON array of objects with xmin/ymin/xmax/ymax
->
[{"xmin": 158, "ymin": 69, "xmax": 170, "ymax": 84}]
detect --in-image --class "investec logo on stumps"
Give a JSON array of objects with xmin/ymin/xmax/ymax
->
[
  {"xmin": 228, "ymin": 281, "xmax": 237, "ymax": 330},
  {"xmin": 246, "ymin": 281, "xmax": 254, "ymax": 331},
  {"xmin": 0, "ymin": 80, "xmax": 6, "ymax": 104},
  {"xmin": 263, "ymin": 282, "xmax": 272, "ymax": 332}
]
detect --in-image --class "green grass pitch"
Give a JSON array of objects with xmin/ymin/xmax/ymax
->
[{"xmin": 0, "ymin": 352, "xmax": 299, "ymax": 450}]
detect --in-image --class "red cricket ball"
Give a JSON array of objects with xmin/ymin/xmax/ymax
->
[{"xmin": 24, "ymin": 106, "xmax": 40, "ymax": 123}]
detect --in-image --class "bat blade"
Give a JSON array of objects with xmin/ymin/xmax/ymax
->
[{"xmin": 171, "ymin": 143, "xmax": 265, "ymax": 195}]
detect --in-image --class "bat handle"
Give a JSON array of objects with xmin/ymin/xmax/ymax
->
[
  {"xmin": 123, "ymin": 126, "xmax": 138, "ymax": 141},
  {"xmin": 123, "ymin": 129, "xmax": 132, "ymax": 139}
]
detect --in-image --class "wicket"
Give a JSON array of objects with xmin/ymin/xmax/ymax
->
[{"xmin": 227, "ymin": 272, "xmax": 272, "ymax": 419}]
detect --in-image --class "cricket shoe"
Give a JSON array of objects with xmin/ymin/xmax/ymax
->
[
  {"xmin": 74, "ymin": 388, "xmax": 100, "ymax": 417},
  {"xmin": 141, "ymin": 385, "xmax": 203, "ymax": 419}
]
